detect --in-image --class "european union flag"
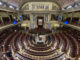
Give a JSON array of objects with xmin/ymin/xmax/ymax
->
[
  {"xmin": 64, "ymin": 21, "xmax": 68, "ymax": 24},
  {"xmin": 13, "ymin": 21, "xmax": 17, "ymax": 24}
]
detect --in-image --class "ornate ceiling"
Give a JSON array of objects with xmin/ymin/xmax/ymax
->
[{"xmin": 1, "ymin": 0, "xmax": 80, "ymax": 8}]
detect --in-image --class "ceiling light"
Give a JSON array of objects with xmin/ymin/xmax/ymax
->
[
  {"xmin": 74, "ymin": 4, "xmax": 78, "ymax": 7},
  {"xmin": 16, "ymin": 8, "xmax": 19, "ymax": 10},
  {"xmin": 9, "ymin": 5, "xmax": 14, "ymax": 9},
  {"xmin": 0, "ymin": 2, "xmax": 2, "ymax": 5},
  {"xmin": 62, "ymin": 8, "xmax": 65, "ymax": 10},
  {"xmin": 67, "ymin": 5, "xmax": 72, "ymax": 9},
  {"xmin": 78, "ymin": 2, "xmax": 80, "ymax": 5}
]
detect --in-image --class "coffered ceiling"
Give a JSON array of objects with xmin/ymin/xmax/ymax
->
[{"xmin": 1, "ymin": 0, "xmax": 80, "ymax": 9}]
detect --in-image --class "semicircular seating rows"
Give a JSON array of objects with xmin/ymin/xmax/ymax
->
[{"xmin": 0, "ymin": 29, "xmax": 80, "ymax": 60}]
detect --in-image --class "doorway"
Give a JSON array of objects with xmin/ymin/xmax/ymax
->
[{"xmin": 37, "ymin": 16, "xmax": 44, "ymax": 28}]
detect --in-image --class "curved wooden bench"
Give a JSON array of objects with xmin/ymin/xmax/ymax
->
[
  {"xmin": 3, "ymin": 32, "xmax": 16, "ymax": 53},
  {"xmin": 56, "ymin": 32, "xmax": 64, "ymax": 51},
  {"xmin": 24, "ymin": 48, "xmax": 57, "ymax": 56},
  {"xmin": 64, "ymin": 32, "xmax": 78, "ymax": 58},
  {"xmin": 59, "ymin": 32, "xmax": 70, "ymax": 53},
  {"xmin": 12, "ymin": 31, "xmax": 22, "ymax": 51},
  {"xmin": 16, "ymin": 53, "xmax": 34, "ymax": 60},
  {"xmin": 54, "ymin": 33, "xmax": 61, "ymax": 49},
  {"xmin": 24, "ymin": 34, "xmax": 56, "ymax": 51},
  {"xmin": 19, "ymin": 33, "xmax": 25, "ymax": 49}
]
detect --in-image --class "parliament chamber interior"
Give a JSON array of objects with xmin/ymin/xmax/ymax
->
[{"xmin": 0, "ymin": 0, "xmax": 80, "ymax": 60}]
